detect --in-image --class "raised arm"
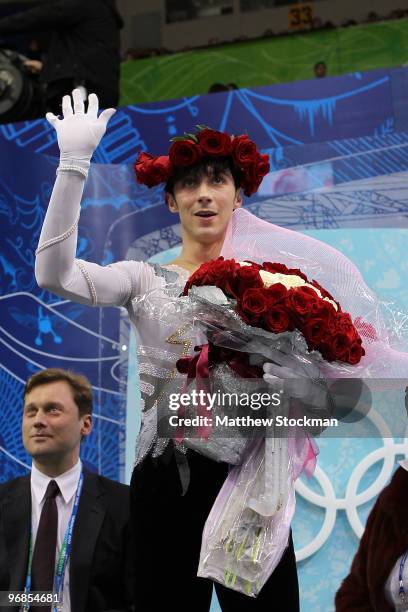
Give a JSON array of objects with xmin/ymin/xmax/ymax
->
[{"xmin": 35, "ymin": 90, "xmax": 151, "ymax": 307}]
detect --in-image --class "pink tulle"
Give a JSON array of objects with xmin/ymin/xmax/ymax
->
[{"xmin": 221, "ymin": 208, "xmax": 408, "ymax": 388}]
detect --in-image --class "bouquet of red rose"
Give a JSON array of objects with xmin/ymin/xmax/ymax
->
[
  {"xmin": 173, "ymin": 256, "xmax": 365, "ymax": 598},
  {"xmin": 183, "ymin": 257, "xmax": 365, "ymax": 365},
  {"xmin": 175, "ymin": 255, "xmax": 365, "ymax": 467}
]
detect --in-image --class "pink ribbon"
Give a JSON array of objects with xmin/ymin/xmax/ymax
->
[
  {"xmin": 175, "ymin": 343, "xmax": 262, "ymax": 444},
  {"xmin": 176, "ymin": 344, "xmax": 212, "ymax": 442}
]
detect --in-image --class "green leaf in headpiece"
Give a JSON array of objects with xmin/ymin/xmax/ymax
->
[{"xmin": 170, "ymin": 132, "xmax": 199, "ymax": 143}]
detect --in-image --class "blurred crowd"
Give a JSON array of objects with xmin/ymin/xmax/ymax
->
[
  {"xmin": 122, "ymin": 8, "xmax": 408, "ymax": 62},
  {"xmin": 0, "ymin": 1, "xmax": 407, "ymax": 123}
]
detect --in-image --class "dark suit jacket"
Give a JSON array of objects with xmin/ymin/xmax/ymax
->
[
  {"xmin": 0, "ymin": 468, "xmax": 134, "ymax": 612},
  {"xmin": 336, "ymin": 467, "xmax": 408, "ymax": 612}
]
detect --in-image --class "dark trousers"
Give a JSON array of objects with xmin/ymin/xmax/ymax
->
[{"xmin": 130, "ymin": 445, "xmax": 300, "ymax": 611}]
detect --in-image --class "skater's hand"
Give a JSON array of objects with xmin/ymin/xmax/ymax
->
[
  {"xmin": 263, "ymin": 348, "xmax": 326, "ymax": 406},
  {"xmin": 46, "ymin": 89, "xmax": 116, "ymax": 162}
]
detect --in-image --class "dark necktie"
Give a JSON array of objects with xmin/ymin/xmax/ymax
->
[{"xmin": 31, "ymin": 479, "xmax": 60, "ymax": 598}]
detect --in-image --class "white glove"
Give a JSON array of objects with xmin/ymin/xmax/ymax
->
[
  {"xmin": 263, "ymin": 348, "xmax": 326, "ymax": 407},
  {"xmin": 46, "ymin": 89, "xmax": 116, "ymax": 168}
]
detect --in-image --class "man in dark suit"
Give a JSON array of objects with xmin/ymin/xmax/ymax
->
[{"xmin": 0, "ymin": 368, "xmax": 133, "ymax": 612}]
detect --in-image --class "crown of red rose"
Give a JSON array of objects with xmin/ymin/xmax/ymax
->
[{"xmin": 133, "ymin": 125, "xmax": 270, "ymax": 197}]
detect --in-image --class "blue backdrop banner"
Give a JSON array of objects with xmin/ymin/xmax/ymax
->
[{"xmin": 1, "ymin": 66, "xmax": 408, "ymax": 612}]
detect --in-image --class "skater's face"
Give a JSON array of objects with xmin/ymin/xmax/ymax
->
[
  {"xmin": 166, "ymin": 168, "xmax": 242, "ymax": 245},
  {"xmin": 22, "ymin": 381, "xmax": 92, "ymax": 470}
]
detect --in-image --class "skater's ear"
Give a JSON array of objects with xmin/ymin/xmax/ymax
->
[
  {"xmin": 233, "ymin": 188, "xmax": 243, "ymax": 211},
  {"xmin": 166, "ymin": 192, "xmax": 178, "ymax": 213}
]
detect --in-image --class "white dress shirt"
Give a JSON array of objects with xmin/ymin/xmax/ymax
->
[{"xmin": 30, "ymin": 460, "xmax": 82, "ymax": 612}]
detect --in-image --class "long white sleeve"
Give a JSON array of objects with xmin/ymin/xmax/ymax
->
[{"xmin": 35, "ymin": 171, "xmax": 155, "ymax": 306}]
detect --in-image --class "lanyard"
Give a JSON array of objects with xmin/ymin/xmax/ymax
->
[
  {"xmin": 399, "ymin": 550, "xmax": 408, "ymax": 603},
  {"xmin": 23, "ymin": 471, "xmax": 84, "ymax": 612}
]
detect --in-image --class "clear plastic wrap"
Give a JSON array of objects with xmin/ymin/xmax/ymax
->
[
  {"xmin": 141, "ymin": 283, "xmax": 332, "ymax": 596},
  {"xmin": 197, "ymin": 434, "xmax": 296, "ymax": 598},
  {"xmin": 220, "ymin": 208, "xmax": 408, "ymax": 388},
  {"xmin": 152, "ymin": 278, "xmax": 406, "ymax": 597},
  {"xmin": 156, "ymin": 284, "xmax": 333, "ymax": 468}
]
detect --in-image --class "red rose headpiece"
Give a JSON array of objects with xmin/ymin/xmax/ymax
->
[{"xmin": 133, "ymin": 126, "xmax": 270, "ymax": 197}]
